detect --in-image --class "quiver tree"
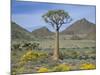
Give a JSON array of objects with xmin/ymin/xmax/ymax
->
[{"xmin": 42, "ymin": 10, "xmax": 72, "ymax": 61}]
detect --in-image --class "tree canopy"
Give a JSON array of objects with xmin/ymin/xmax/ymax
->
[{"xmin": 42, "ymin": 10, "xmax": 72, "ymax": 31}]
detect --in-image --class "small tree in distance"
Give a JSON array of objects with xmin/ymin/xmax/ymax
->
[{"xmin": 42, "ymin": 10, "xmax": 72, "ymax": 61}]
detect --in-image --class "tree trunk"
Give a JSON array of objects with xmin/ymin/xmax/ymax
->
[{"xmin": 53, "ymin": 30, "xmax": 59, "ymax": 61}]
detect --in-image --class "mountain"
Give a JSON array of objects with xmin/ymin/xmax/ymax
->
[
  {"xmin": 32, "ymin": 27, "xmax": 54, "ymax": 37},
  {"xmin": 61, "ymin": 18, "xmax": 96, "ymax": 35},
  {"xmin": 11, "ymin": 22, "xmax": 34, "ymax": 40},
  {"xmin": 85, "ymin": 28, "xmax": 96, "ymax": 40},
  {"xmin": 11, "ymin": 18, "xmax": 96, "ymax": 40}
]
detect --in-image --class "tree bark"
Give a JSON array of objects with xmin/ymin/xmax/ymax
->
[{"xmin": 53, "ymin": 30, "xmax": 59, "ymax": 61}]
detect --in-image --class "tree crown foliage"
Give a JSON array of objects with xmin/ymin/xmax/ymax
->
[{"xmin": 42, "ymin": 10, "xmax": 72, "ymax": 31}]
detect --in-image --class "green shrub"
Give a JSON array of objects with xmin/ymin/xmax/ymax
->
[
  {"xmin": 80, "ymin": 63, "xmax": 96, "ymax": 70},
  {"xmin": 20, "ymin": 50, "xmax": 48, "ymax": 62},
  {"xmin": 17, "ymin": 67, "xmax": 25, "ymax": 74},
  {"xmin": 53, "ymin": 64, "xmax": 71, "ymax": 72},
  {"xmin": 61, "ymin": 50, "xmax": 79, "ymax": 59},
  {"xmin": 37, "ymin": 67, "xmax": 49, "ymax": 73},
  {"xmin": 11, "ymin": 72, "xmax": 16, "ymax": 75}
]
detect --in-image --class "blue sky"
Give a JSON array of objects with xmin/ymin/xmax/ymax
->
[{"xmin": 12, "ymin": 0, "xmax": 96, "ymax": 32}]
